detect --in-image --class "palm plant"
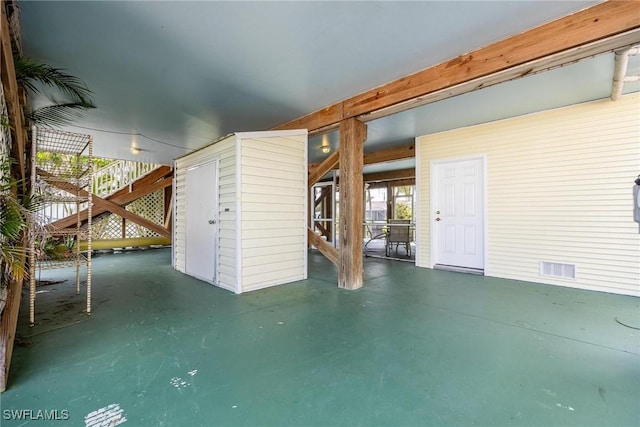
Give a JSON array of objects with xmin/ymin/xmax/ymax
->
[
  {"xmin": 0, "ymin": 56, "xmax": 95, "ymax": 314},
  {"xmin": 0, "ymin": 162, "xmax": 28, "ymax": 282},
  {"xmin": 14, "ymin": 55, "xmax": 95, "ymax": 126},
  {"xmin": 0, "ymin": 158, "xmax": 45, "ymax": 314}
]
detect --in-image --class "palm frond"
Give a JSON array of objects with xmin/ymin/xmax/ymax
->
[
  {"xmin": 0, "ymin": 245, "xmax": 27, "ymax": 282},
  {"xmin": 14, "ymin": 56, "xmax": 95, "ymax": 107},
  {"xmin": 28, "ymin": 102, "xmax": 95, "ymax": 128}
]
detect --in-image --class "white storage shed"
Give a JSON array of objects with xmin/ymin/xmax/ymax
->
[{"xmin": 173, "ymin": 130, "xmax": 308, "ymax": 293}]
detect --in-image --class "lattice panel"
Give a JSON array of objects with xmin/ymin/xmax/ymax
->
[
  {"xmin": 93, "ymin": 214, "xmax": 124, "ymax": 240},
  {"xmin": 127, "ymin": 190, "xmax": 164, "ymax": 237},
  {"xmin": 92, "ymin": 190, "xmax": 165, "ymax": 239}
]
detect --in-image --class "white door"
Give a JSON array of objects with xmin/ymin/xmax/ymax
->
[
  {"xmin": 432, "ymin": 157, "xmax": 485, "ymax": 270},
  {"xmin": 185, "ymin": 160, "xmax": 218, "ymax": 284}
]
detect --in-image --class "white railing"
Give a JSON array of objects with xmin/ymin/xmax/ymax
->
[
  {"xmin": 92, "ymin": 160, "xmax": 160, "ymax": 198},
  {"xmin": 42, "ymin": 160, "xmax": 160, "ymax": 223}
]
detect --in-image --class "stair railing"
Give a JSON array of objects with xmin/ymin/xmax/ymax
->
[{"xmin": 92, "ymin": 160, "xmax": 160, "ymax": 198}]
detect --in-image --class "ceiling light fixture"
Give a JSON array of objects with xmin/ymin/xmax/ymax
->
[
  {"xmin": 130, "ymin": 146, "xmax": 141, "ymax": 155},
  {"xmin": 321, "ymin": 145, "xmax": 331, "ymax": 154}
]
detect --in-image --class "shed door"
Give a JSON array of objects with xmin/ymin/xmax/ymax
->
[
  {"xmin": 185, "ymin": 160, "xmax": 218, "ymax": 284},
  {"xmin": 432, "ymin": 157, "xmax": 485, "ymax": 271}
]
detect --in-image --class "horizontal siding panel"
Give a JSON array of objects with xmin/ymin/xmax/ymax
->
[
  {"xmin": 242, "ymin": 244, "xmax": 304, "ymax": 259},
  {"xmin": 242, "ymin": 259, "xmax": 304, "ymax": 277},
  {"xmin": 219, "ymin": 229, "xmax": 236, "ymax": 240},
  {"xmin": 242, "ymin": 211, "xmax": 305, "ymax": 222},
  {"xmin": 242, "ymin": 153, "xmax": 304, "ymax": 171},
  {"xmin": 242, "ymin": 142, "xmax": 305, "ymax": 159},
  {"xmin": 244, "ymin": 268, "xmax": 306, "ymax": 291},
  {"xmin": 219, "ymin": 256, "xmax": 235, "ymax": 273},
  {"xmin": 242, "ymin": 251, "xmax": 304, "ymax": 268},
  {"xmin": 242, "ymin": 174, "xmax": 308, "ymax": 190},
  {"xmin": 240, "ymin": 193, "xmax": 304, "ymax": 205},
  {"xmin": 242, "ymin": 136, "xmax": 306, "ymax": 153},
  {"xmin": 218, "ymin": 247, "xmax": 235, "ymax": 260},
  {"xmin": 488, "ymin": 252, "xmax": 640, "ymax": 274},
  {"xmin": 417, "ymin": 93, "xmax": 640, "ymax": 295},
  {"xmin": 241, "ymin": 202, "xmax": 305, "ymax": 213},
  {"xmin": 242, "ymin": 271, "xmax": 305, "ymax": 290},
  {"xmin": 242, "ymin": 165, "xmax": 304, "ymax": 181},
  {"xmin": 241, "ymin": 184, "xmax": 305, "ymax": 197},
  {"xmin": 241, "ymin": 228, "xmax": 305, "ymax": 240},
  {"xmin": 242, "ymin": 235, "xmax": 305, "ymax": 249}
]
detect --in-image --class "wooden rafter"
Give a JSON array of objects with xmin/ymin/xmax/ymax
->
[
  {"xmin": 275, "ymin": 1, "xmax": 640, "ymax": 134},
  {"xmin": 308, "ymin": 150, "xmax": 339, "ymax": 187},
  {"xmin": 308, "ymin": 228, "xmax": 338, "ymax": 266},
  {"xmin": 364, "ymin": 168, "xmax": 415, "ymax": 183},
  {"xmin": 309, "ymin": 144, "xmax": 415, "ymax": 175}
]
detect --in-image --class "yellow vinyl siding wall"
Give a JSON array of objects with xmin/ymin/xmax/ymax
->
[
  {"xmin": 174, "ymin": 135, "xmax": 236, "ymax": 290},
  {"xmin": 239, "ymin": 134, "xmax": 307, "ymax": 291},
  {"xmin": 417, "ymin": 93, "xmax": 640, "ymax": 296}
]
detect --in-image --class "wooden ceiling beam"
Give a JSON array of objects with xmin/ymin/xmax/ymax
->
[
  {"xmin": 364, "ymin": 168, "xmax": 415, "ymax": 183},
  {"xmin": 363, "ymin": 144, "xmax": 415, "ymax": 166},
  {"xmin": 274, "ymin": 1, "xmax": 640, "ymax": 134},
  {"xmin": 309, "ymin": 143, "xmax": 415, "ymax": 175}
]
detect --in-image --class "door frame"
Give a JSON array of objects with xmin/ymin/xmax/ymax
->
[
  {"xmin": 310, "ymin": 181, "xmax": 336, "ymax": 246},
  {"xmin": 429, "ymin": 154, "xmax": 488, "ymax": 271},
  {"xmin": 184, "ymin": 158, "xmax": 220, "ymax": 285}
]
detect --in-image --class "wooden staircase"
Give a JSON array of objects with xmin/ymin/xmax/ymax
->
[{"xmin": 48, "ymin": 164, "xmax": 174, "ymax": 238}]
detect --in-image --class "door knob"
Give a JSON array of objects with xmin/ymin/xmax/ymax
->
[
  {"xmin": 208, "ymin": 220, "xmax": 216, "ymax": 224},
  {"xmin": 435, "ymin": 218, "xmax": 441, "ymax": 222}
]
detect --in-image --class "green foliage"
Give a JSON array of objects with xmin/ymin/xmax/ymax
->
[
  {"xmin": 0, "ymin": 159, "xmax": 28, "ymax": 283},
  {"xmin": 0, "ymin": 157, "xmax": 47, "ymax": 287},
  {"xmin": 14, "ymin": 55, "xmax": 95, "ymax": 127},
  {"xmin": 1, "ymin": 114, "xmax": 11, "ymax": 131},
  {"xmin": 36, "ymin": 152, "xmax": 113, "ymax": 177},
  {"xmin": 393, "ymin": 185, "xmax": 413, "ymax": 196},
  {"xmin": 395, "ymin": 202, "xmax": 412, "ymax": 220}
]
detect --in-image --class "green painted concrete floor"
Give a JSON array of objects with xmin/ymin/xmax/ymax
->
[{"xmin": 2, "ymin": 248, "xmax": 639, "ymax": 427}]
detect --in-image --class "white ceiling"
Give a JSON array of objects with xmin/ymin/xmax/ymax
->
[{"xmin": 17, "ymin": 1, "xmax": 639, "ymax": 167}]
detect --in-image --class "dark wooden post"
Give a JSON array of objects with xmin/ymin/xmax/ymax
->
[{"xmin": 338, "ymin": 118, "xmax": 366, "ymax": 290}]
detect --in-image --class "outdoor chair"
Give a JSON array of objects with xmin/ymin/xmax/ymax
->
[{"xmin": 385, "ymin": 219, "xmax": 411, "ymax": 258}]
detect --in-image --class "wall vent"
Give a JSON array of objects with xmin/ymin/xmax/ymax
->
[{"xmin": 540, "ymin": 261, "xmax": 576, "ymax": 280}]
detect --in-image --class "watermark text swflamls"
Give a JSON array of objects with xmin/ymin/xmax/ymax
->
[{"xmin": 2, "ymin": 409, "xmax": 70, "ymax": 421}]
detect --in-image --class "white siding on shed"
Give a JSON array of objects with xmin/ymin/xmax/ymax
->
[
  {"xmin": 417, "ymin": 93, "xmax": 640, "ymax": 296},
  {"xmin": 174, "ymin": 130, "xmax": 307, "ymax": 294},
  {"xmin": 239, "ymin": 134, "xmax": 307, "ymax": 291}
]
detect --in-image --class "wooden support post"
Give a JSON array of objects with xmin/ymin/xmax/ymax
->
[
  {"xmin": 0, "ymin": 4, "xmax": 26, "ymax": 181},
  {"xmin": 338, "ymin": 118, "xmax": 366, "ymax": 290},
  {"xmin": 0, "ymin": 276, "xmax": 22, "ymax": 392}
]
